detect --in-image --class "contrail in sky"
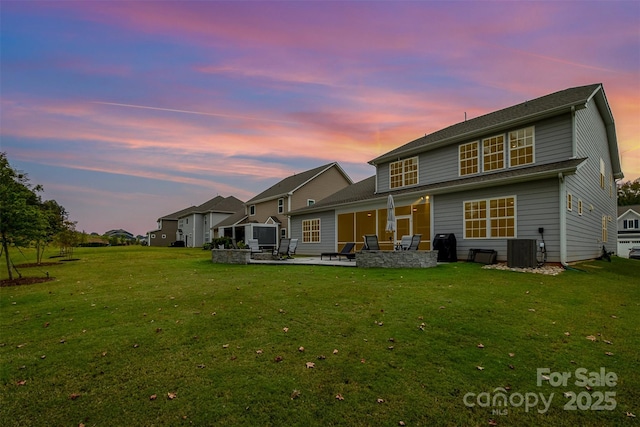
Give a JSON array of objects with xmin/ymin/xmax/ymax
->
[{"xmin": 91, "ymin": 101, "xmax": 297, "ymax": 124}]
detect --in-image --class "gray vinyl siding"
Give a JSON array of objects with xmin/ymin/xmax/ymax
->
[
  {"xmin": 564, "ymin": 101, "xmax": 618, "ymax": 261},
  {"xmin": 375, "ymin": 115, "xmax": 573, "ymax": 192},
  {"xmin": 290, "ymin": 211, "xmax": 336, "ymax": 255},
  {"xmin": 433, "ymin": 179, "xmax": 560, "ymax": 262}
]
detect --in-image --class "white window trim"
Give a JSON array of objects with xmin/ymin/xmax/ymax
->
[
  {"xmin": 463, "ymin": 195, "xmax": 517, "ymax": 239},
  {"xmin": 307, "ymin": 199, "xmax": 315, "ymax": 206},
  {"xmin": 389, "ymin": 156, "xmax": 419, "ymax": 189},
  {"xmin": 508, "ymin": 126, "xmax": 536, "ymax": 167},
  {"xmin": 278, "ymin": 198, "xmax": 284, "ymax": 214},
  {"xmin": 567, "ymin": 193, "xmax": 572, "ymax": 211},
  {"xmin": 481, "ymin": 134, "xmax": 506, "ymax": 172},
  {"xmin": 578, "ymin": 199, "xmax": 583, "ymax": 216},
  {"xmin": 249, "ymin": 205, "xmax": 256, "ymax": 216},
  {"xmin": 459, "ymin": 141, "xmax": 479, "ymax": 177},
  {"xmin": 302, "ymin": 218, "xmax": 321, "ymax": 243}
]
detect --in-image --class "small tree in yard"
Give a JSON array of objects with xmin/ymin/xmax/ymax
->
[
  {"xmin": 35, "ymin": 199, "xmax": 68, "ymax": 264},
  {"xmin": 0, "ymin": 153, "xmax": 45, "ymax": 280},
  {"xmin": 56, "ymin": 219, "xmax": 79, "ymax": 259}
]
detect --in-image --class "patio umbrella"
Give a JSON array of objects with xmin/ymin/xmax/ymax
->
[{"xmin": 386, "ymin": 194, "xmax": 396, "ymax": 232}]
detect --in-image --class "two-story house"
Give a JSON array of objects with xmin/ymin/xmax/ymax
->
[
  {"xmin": 147, "ymin": 205, "xmax": 197, "ymax": 247},
  {"xmin": 176, "ymin": 195, "xmax": 245, "ymax": 248},
  {"xmin": 243, "ymin": 162, "xmax": 353, "ymax": 240},
  {"xmin": 617, "ymin": 205, "xmax": 640, "ymax": 257},
  {"xmin": 290, "ymin": 84, "xmax": 623, "ymax": 264}
]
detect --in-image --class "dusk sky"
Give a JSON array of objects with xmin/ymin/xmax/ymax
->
[{"xmin": 1, "ymin": 1, "xmax": 639, "ymax": 236}]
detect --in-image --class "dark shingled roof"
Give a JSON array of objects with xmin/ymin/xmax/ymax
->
[
  {"xmin": 194, "ymin": 195, "xmax": 244, "ymax": 214},
  {"xmin": 370, "ymin": 83, "xmax": 603, "ymax": 164},
  {"xmin": 158, "ymin": 205, "xmax": 197, "ymax": 221},
  {"xmin": 246, "ymin": 162, "xmax": 350, "ymax": 203},
  {"xmin": 291, "ymin": 158, "xmax": 586, "ymax": 215}
]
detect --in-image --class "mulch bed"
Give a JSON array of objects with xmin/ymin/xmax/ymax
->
[{"xmin": 1, "ymin": 276, "xmax": 55, "ymax": 287}]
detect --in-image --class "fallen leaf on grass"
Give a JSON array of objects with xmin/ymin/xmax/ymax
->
[
  {"xmin": 16, "ymin": 380, "xmax": 26, "ymax": 386},
  {"xmin": 611, "ymin": 315, "xmax": 618, "ymax": 319},
  {"xmin": 488, "ymin": 419, "xmax": 498, "ymax": 426},
  {"xmin": 335, "ymin": 393, "xmax": 344, "ymax": 400},
  {"xmin": 197, "ymin": 364, "xmax": 206, "ymax": 369},
  {"xmin": 605, "ymin": 352, "xmax": 614, "ymax": 356},
  {"xmin": 167, "ymin": 392, "xmax": 177, "ymax": 400},
  {"xmin": 564, "ymin": 332, "xmax": 571, "ymax": 336},
  {"xmin": 586, "ymin": 335, "xmax": 597, "ymax": 342},
  {"xmin": 150, "ymin": 394, "xmax": 157, "ymax": 400},
  {"xmin": 476, "ymin": 366, "xmax": 484, "ymax": 371},
  {"xmin": 256, "ymin": 349, "xmax": 263, "ymax": 354},
  {"xmin": 44, "ymin": 322, "xmax": 50, "ymax": 328},
  {"xmin": 360, "ymin": 358, "xmax": 366, "ymax": 363},
  {"xmin": 290, "ymin": 389, "xmax": 300, "ymax": 399},
  {"xmin": 305, "ymin": 362, "xmax": 315, "ymax": 369},
  {"xmin": 508, "ymin": 353, "xmax": 515, "ymax": 357},
  {"xmin": 317, "ymin": 355, "xmax": 326, "ymax": 360},
  {"xmin": 398, "ymin": 422, "xmax": 406, "ymax": 426},
  {"xmin": 222, "ymin": 344, "xmax": 229, "ymax": 348},
  {"xmin": 40, "ymin": 355, "xmax": 46, "ymax": 359},
  {"xmin": 626, "ymin": 412, "xmax": 636, "ymax": 418},
  {"xmin": 283, "ymin": 327, "xmax": 289, "ymax": 333},
  {"xmin": 528, "ymin": 308, "xmax": 536, "ymax": 312},
  {"xmin": 298, "ymin": 346, "xmax": 305, "ymax": 352},
  {"xmin": 509, "ymin": 364, "xmax": 515, "ymax": 370},
  {"xmin": 274, "ymin": 356, "xmax": 283, "ymax": 362},
  {"xmin": 69, "ymin": 393, "xmax": 81, "ymax": 400},
  {"xmin": 477, "ymin": 343, "xmax": 485, "ymax": 349},
  {"xmin": 377, "ymin": 398, "xmax": 385, "ymax": 403},
  {"xmin": 603, "ymin": 340, "xmax": 612, "ymax": 345},
  {"xmin": 333, "ymin": 349, "xmax": 339, "ymax": 354}
]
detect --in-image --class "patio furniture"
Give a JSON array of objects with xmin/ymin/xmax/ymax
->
[
  {"xmin": 321, "ymin": 242, "xmax": 356, "ymax": 260},
  {"xmin": 408, "ymin": 234, "xmax": 422, "ymax": 250},
  {"xmin": 362, "ymin": 235, "xmax": 380, "ymax": 250},
  {"xmin": 247, "ymin": 239, "xmax": 261, "ymax": 253},
  {"xmin": 288, "ymin": 239, "xmax": 299, "ymax": 258},
  {"xmin": 399, "ymin": 235, "xmax": 412, "ymax": 250},
  {"xmin": 273, "ymin": 238, "xmax": 292, "ymax": 260}
]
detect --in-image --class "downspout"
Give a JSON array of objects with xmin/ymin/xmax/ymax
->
[
  {"xmin": 558, "ymin": 172, "xmax": 568, "ymax": 268},
  {"xmin": 571, "ymin": 106, "xmax": 577, "ymax": 158}
]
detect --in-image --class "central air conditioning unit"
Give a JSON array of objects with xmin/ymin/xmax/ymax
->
[{"xmin": 507, "ymin": 239, "xmax": 537, "ymax": 268}]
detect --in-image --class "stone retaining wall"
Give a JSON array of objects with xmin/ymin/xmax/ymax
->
[
  {"xmin": 211, "ymin": 249, "xmax": 251, "ymax": 264},
  {"xmin": 356, "ymin": 250, "xmax": 439, "ymax": 268}
]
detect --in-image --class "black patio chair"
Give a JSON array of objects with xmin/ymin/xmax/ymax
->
[
  {"xmin": 321, "ymin": 242, "xmax": 356, "ymax": 260},
  {"xmin": 273, "ymin": 238, "xmax": 292, "ymax": 260},
  {"xmin": 362, "ymin": 235, "xmax": 380, "ymax": 250},
  {"xmin": 408, "ymin": 234, "xmax": 422, "ymax": 250}
]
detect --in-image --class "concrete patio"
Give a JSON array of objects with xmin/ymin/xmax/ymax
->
[{"xmin": 249, "ymin": 256, "xmax": 357, "ymax": 267}]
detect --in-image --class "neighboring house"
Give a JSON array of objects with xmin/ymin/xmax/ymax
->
[
  {"xmin": 147, "ymin": 206, "xmax": 196, "ymax": 247},
  {"xmin": 176, "ymin": 196, "xmax": 245, "ymax": 248},
  {"xmin": 104, "ymin": 229, "xmax": 135, "ymax": 240},
  {"xmin": 243, "ymin": 162, "xmax": 353, "ymax": 240},
  {"xmin": 290, "ymin": 83, "xmax": 623, "ymax": 264},
  {"xmin": 617, "ymin": 205, "xmax": 640, "ymax": 258}
]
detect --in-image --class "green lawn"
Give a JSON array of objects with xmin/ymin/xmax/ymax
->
[{"xmin": 1, "ymin": 246, "xmax": 638, "ymax": 426}]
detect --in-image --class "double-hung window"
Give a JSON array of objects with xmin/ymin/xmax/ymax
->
[
  {"xmin": 459, "ymin": 142, "xmax": 479, "ymax": 176},
  {"xmin": 509, "ymin": 126, "xmax": 534, "ymax": 167},
  {"xmin": 482, "ymin": 135, "xmax": 505, "ymax": 172},
  {"xmin": 464, "ymin": 196, "xmax": 516, "ymax": 239},
  {"xmin": 302, "ymin": 219, "xmax": 320, "ymax": 243},
  {"xmin": 278, "ymin": 198, "xmax": 284, "ymax": 214},
  {"xmin": 390, "ymin": 157, "xmax": 418, "ymax": 189}
]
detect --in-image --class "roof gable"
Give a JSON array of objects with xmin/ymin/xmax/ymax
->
[
  {"xmin": 246, "ymin": 162, "xmax": 351, "ymax": 204},
  {"xmin": 618, "ymin": 205, "xmax": 640, "ymax": 218}
]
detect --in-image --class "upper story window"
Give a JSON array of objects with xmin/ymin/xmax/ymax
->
[
  {"xmin": 600, "ymin": 159, "xmax": 605, "ymax": 189},
  {"xmin": 578, "ymin": 199, "xmax": 583, "ymax": 216},
  {"xmin": 390, "ymin": 157, "xmax": 418, "ymax": 189},
  {"xmin": 459, "ymin": 141, "xmax": 479, "ymax": 176},
  {"xmin": 278, "ymin": 198, "xmax": 284, "ymax": 214},
  {"xmin": 482, "ymin": 135, "xmax": 505, "ymax": 172},
  {"xmin": 249, "ymin": 205, "xmax": 256, "ymax": 216},
  {"xmin": 307, "ymin": 199, "xmax": 315, "ymax": 206},
  {"xmin": 624, "ymin": 219, "xmax": 639, "ymax": 229},
  {"xmin": 509, "ymin": 126, "xmax": 535, "ymax": 167},
  {"xmin": 567, "ymin": 193, "xmax": 573, "ymax": 211}
]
